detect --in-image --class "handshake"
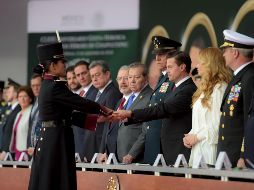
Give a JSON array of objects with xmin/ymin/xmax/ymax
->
[{"xmin": 99, "ymin": 106, "xmax": 133, "ymax": 122}]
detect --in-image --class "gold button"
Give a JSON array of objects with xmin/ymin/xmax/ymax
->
[
  {"xmin": 147, "ymin": 126, "xmax": 150, "ymax": 130},
  {"xmin": 40, "ymin": 137, "xmax": 43, "ymax": 141},
  {"xmin": 221, "ymin": 136, "xmax": 224, "ymax": 141},
  {"xmin": 43, "ymin": 128, "xmax": 46, "ymax": 131},
  {"xmin": 222, "ymin": 124, "xmax": 224, "ymax": 128},
  {"xmin": 38, "ymin": 148, "xmax": 41, "ymax": 151},
  {"xmin": 223, "ymin": 112, "xmax": 226, "ymax": 116}
]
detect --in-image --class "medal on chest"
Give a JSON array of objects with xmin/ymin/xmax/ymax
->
[
  {"xmin": 229, "ymin": 104, "xmax": 234, "ymax": 116},
  {"xmin": 159, "ymin": 82, "xmax": 169, "ymax": 93},
  {"xmin": 227, "ymin": 83, "xmax": 241, "ymax": 104}
]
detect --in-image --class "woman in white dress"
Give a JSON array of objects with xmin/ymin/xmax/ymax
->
[{"xmin": 183, "ymin": 47, "xmax": 232, "ymax": 166}]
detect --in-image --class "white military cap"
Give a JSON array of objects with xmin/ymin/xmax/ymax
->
[{"xmin": 220, "ymin": 29, "xmax": 254, "ymax": 49}]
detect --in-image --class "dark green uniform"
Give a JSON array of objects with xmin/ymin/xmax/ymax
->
[{"xmin": 143, "ymin": 74, "xmax": 172, "ymax": 164}]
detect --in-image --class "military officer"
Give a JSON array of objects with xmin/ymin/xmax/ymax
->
[
  {"xmin": 0, "ymin": 78, "xmax": 21, "ymax": 159},
  {"xmin": 218, "ymin": 29, "xmax": 254, "ymax": 168},
  {"xmin": 143, "ymin": 36, "xmax": 181, "ymax": 164}
]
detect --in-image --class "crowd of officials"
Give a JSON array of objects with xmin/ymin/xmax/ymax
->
[{"xmin": 0, "ymin": 29, "xmax": 254, "ymax": 189}]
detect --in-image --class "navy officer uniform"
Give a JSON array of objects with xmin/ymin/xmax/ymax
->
[
  {"xmin": 143, "ymin": 36, "xmax": 181, "ymax": 164},
  {"xmin": 218, "ymin": 30, "xmax": 254, "ymax": 167},
  {"xmin": 28, "ymin": 42, "xmax": 111, "ymax": 190}
]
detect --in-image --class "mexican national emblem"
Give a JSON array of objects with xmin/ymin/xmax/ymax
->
[{"xmin": 107, "ymin": 175, "xmax": 120, "ymax": 190}]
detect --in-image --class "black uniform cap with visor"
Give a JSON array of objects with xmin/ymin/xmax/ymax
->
[{"xmin": 152, "ymin": 36, "xmax": 182, "ymax": 54}]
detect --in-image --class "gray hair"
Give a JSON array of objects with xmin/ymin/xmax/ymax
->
[
  {"xmin": 128, "ymin": 62, "xmax": 148, "ymax": 77},
  {"xmin": 118, "ymin": 65, "xmax": 129, "ymax": 72},
  {"xmin": 234, "ymin": 48, "xmax": 253, "ymax": 59},
  {"xmin": 89, "ymin": 60, "xmax": 110, "ymax": 73}
]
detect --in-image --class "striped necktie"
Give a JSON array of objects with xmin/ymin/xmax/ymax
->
[
  {"xmin": 117, "ymin": 97, "xmax": 126, "ymax": 110},
  {"xmin": 79, "ymin": 89, "xmax": 86, "ymax": 97},
  {"xmin": 95, "ymin": 91, "xmax": 102, "ymax": 102}
]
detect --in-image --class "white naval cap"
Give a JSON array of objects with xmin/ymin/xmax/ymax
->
[{"xmin": 220, "ymin": 29, "xmax": 254, "ymax": 49}]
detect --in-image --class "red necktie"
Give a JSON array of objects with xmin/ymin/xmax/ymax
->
[
  {"xmin": 117, "ymin": 97, "xmax": 126, "ymax": 110},
  {"xmin": 79, "ymin": 90, "xmax": 85, "ymax": 97},
  {"xmin": 172, "ymin": 85, "xmax": 176, "ymax": 92}
]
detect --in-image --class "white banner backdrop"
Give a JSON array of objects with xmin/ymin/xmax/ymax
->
[{"xmin": 28, "ymin": 0, "xmax": 139, "ymax": 32}]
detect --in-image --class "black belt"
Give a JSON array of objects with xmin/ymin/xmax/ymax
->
[{"xmin": 42, "ymin": 120, "xmax": 69, "ymax": 128}]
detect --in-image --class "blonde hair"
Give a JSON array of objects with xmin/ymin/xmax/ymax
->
[{"xmin": 192, "ymin": 47, "xmax": 232, "ymax": 109}]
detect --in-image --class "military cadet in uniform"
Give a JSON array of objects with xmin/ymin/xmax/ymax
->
[
  {"xmin": 218, "ymin": 30, "xmax": 254, "ymax": 168},
  {"xmin": 142, "ymin": 36, "xmax": 181, "ymax": 164},
  {"xmin": 28, "ymin": 42, "xmax": 112, "ymax": 190}
]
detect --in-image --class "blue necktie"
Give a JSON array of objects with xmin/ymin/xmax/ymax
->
[
  {"xmin": 125, "ymin": 94, "xmax": 135, "ymax": 110},
  {"xmin": 95, "ymin": 91, "xmax": 101, "ymax": 102}
]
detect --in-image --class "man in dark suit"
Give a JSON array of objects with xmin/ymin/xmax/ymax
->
[
  {"xmin": 113, "ymin": 52, "xmax": 196, "ymax": 165},
  {"xmin": 73, "ymin": 60, "xmax": 98, "ymax": 161},
  {"xmin": 117, "ymin": 63, "xmax": 152, "ymax": 164},
  {"xmin": 0, "ymin": 78, "xmax": 21, "ymax": 160},
  {"xmin": 97, "ymin": 65, "xmax": 132, "ymax": 163},
  {"xmin": 89, "ymin": 60, "xmax": 122, "ymax": 155},
  {"xmin": 27, "ymin": 74, "xmax": 42, "ymax": 157},
  {"xmin": 218, "ymin": 30, "xmax": 254, "ymax": 168},
  {"xmin": 66, "ymin": 66, "xmax": 81, "ymax": 94},
  {"xmin": 141, "ymin": 36, "xmax": 182, "ymax": 164}
]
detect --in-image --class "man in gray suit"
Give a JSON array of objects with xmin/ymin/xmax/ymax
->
[{"xmin": 117, "ymin": 63, "xmax": 152, "ymax": 164}]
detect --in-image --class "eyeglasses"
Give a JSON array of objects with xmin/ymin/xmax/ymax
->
[
  {"xmin": 128, "ymin": 75, "xmax": 143, "ymax": 80},
  {"xmin": 91, "ymin": 73, "xmax": 102, "ymax": 79},
  {"xmin": 116, "ymin": 76, "xmax": 128, "ymax": 81}
]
